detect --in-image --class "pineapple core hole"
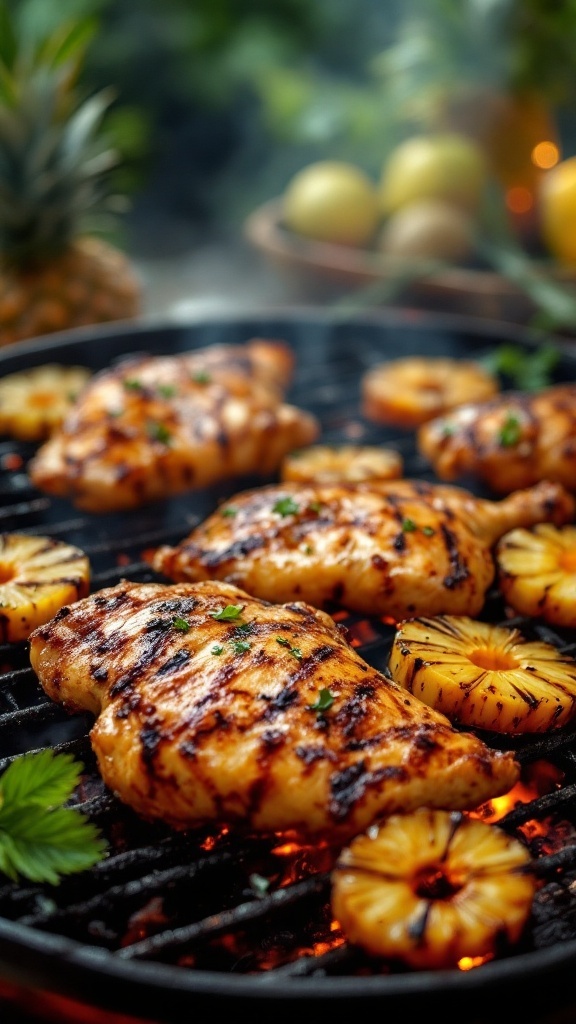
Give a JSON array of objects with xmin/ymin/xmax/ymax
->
[
  {"xmin": 559, "ymin": 549, "xmax": 576, "ymax": 573},
  {"xmin": 415, "ymin": 865, "xmax": 461, "ymax": 900},
  {"xmin": 469, "ymin": 647, "xmax": 518, "ymax": 672},
  {"xmin": 0, "ymin": 563, "xmax": 15, "ymax": 584}
]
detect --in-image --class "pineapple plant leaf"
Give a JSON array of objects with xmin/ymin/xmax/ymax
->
[{"xmin": 0, "ymin": 3, "xmax": 141, "ymax": 345}]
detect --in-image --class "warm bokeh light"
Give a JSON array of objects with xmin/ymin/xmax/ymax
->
[
  {"xmin": 505, "ymin": 186, "xmax": 534, "ymax": 214},
  {"xmin": 532, "ymin": 140, "xmax": 560, "ymax": 170}
]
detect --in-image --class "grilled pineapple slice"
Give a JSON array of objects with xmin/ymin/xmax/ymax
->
[
  {"xmin": 361, "ymin": 356, "xmax": 499, "ymax": 428},
  {"xmin": 331, "ymin": 808, "xmax": 536, "ymax": 970},
  {"xmin": 389, "ymin": 614, "xmax": 576, "ymax": 734},
  {"xmin": 0, "ymin": 533, "xmax": 90, "ymax": 642},
  {"xmin": 280, "ymin": 444, "xmax": 403, "ymax": 484},
  {"xmin": 0, "ymin": 364, "xmax": 91, "ymax": 441},
  {"xmin": 496, "ymin": 523, "xmax": 576, "ymax": 628}
]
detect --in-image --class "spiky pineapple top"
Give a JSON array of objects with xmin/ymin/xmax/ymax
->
[
  {"xmin": 0, "ymin": 11, "xmax": 123, "ymax": 271},
  {"xmin": 0, "ymin": 7, "xmax": 141, "ymax": 345}
]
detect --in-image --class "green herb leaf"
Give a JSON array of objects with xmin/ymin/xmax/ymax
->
[
  {"xmin": 0, "ymin": 750, "xmax": 107, "ymax": 885},
  {"xmin": 483, "ymin": 342, "xmax": 561, "ymax": 391},
  {"xmin": 308, "ymin": 688, "xmax": 335, "ymax": 715},
  {"xmin": 172, "ymin": 616, "xmax": 190, "ymax": 632},
  {"xmin": 192, "ymin": 371, "xmax": 211, "ymax": 384},
  {"xmin": 276, "ymin": 636, "xmax": 303, "ymax": 660},
  {"xmin": 499, "ymin": 413, "xmax": 522, "ymax": 447},
  {"xmin": 402, "ymin": 518, "xmax": 417, "ymax": 533},
  {"xmin": 211, "ymin": 644, "xmax": 224, "ymax": 655},
  {"xmin": 220, "ymin": 506, "xmax": 238, "ymax": 518},
  {"xmin": 210, "ymin": 604, "xmax": 244, "ymax": 621},
  {"xmin": 273, "ymin": 497, "xmax": 300, "ymax": 516},
  {"xmin": 231, "ymin": 639, "xmax": 251, "ymax": 654},
  {"xmin": 147, "ymin": 421, "xmax": 171, "ymax": 444},
  {"xmin": 123, "ymin": 378, "xmax": 143, "ymax": 391},
  {"xmin": 157, "ymin": 384, "xmax": 177, "ymax": 399}
]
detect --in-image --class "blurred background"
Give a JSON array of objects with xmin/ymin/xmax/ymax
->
[{"xmin": 4, "ymin": 0, "xmax": 576, "ymax": 334}]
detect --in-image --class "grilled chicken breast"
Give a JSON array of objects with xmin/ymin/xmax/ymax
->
[
  {"xmin": 28, "ymin": 579, "xmax": 519, "ymax": 840},
  {"xmin": 417, "ymin": 383, "xmax": 576, "ymax": 494},
  {"xmin": 27, "ymin": 338, "xmax": 319, "ymax": 513},
  {"xmin": 151, "ymin": 478, "xmax": 575, "ymax": 621}
]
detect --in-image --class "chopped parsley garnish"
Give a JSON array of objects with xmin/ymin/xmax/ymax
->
[
  {"xmin": 308, "ymin": 688, "xmax": 335, "ymax": 715},
  {"xmin": 192, "ymin": 371, "xmax": 211, "ymax": 384},
  {"xmin": 221, "ymin": 506, "xmax": 238, "ymax": 518},
  {"xmin": 422, "ymin": 525, "xmax": 435, "ymax": 536},
  {"xmin": 211, "ymin": 644, "xmax": 225, "ymax": 655},
  {"xmin": 308, "ymin": 501, "xmax": 323, "ymax": 513},
  {"xmin": 231, "ymin": 639, "xmax": 251, "ymax": 654},
  {"xmin": 273, "ymin": 496, "xmax": 300, "ymax": 516},
  {"xmin": 147, "ymin": 421, "xmax": 171, "ymax": 444},
  {"xmin": 123, "ymin": 378, "xmax": 143, "ymax": 391},
  {"xmin": 499, "ymin": 413, "xmax": 522, "ymax": 447},
  {"xmin": 210, "ymin": 604, "xmax": 244, "ymax": 621},
  {"xmin": 172, "ymin": 616, "xmax": 190, "ymax": 632},
  {"xmin": 157, "ymin": 384, "xmax": 176, "ymax": 399},
  {"xmin": 276, "ymin": 636, "xmax": 303, "ymax": 660},
  {"xmin": 402, "ymin": 518, "xmax": 417, "ymax": 532},
  {"xmin": 0, "ymin": 750, "xmax": 107, "ymax": 884}
]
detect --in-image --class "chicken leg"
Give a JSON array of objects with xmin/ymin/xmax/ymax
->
[{"xmin": 152, "ymin": 478, "xmax": 575, "ymax": 621}]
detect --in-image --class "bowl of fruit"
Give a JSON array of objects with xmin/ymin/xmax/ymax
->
[{"xmin": 244, "ymin": 133, "xmax": 576, "ymax": 324}]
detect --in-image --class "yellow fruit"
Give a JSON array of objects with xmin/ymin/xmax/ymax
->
[
  {"xmin": 539, "ymin": 157, "xmax": 576, "ymax": 265},
  {"xmin": 0, "ymin": 533, "xmax": 90, "ymax": 642},
  {"xmin": 389, "ymin": 614, "xmax": 576, "ymax": 734},
  {"xmin": 496, "ymin": 523, "xmax": 576, "ymax": 627},
  {"xmin": 280, "ymin": 444, "xmax": 403, "ymax": 485},
  {"xmin": 282, "ymin": 160, "xmax": 380, "ymax": 247},
  {"xmin": 379, "ymin": 134, "xmax": 488, "ymax": 216},
  {"xmin": 361, "ymin": 356, "xmax": 499, "ymax": 428},
  {"xmin": 377, "ymin": 199, "xmax": 476, "ymax": 263},
  {"xmin": 0, "ymin": 363, "xmax": 91, "ymax": 441},
  {"xmin": 331, "ymin": 808, "xmax": 536, "ymax": 970}
]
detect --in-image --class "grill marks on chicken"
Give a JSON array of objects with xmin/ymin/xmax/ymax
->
[
  {"xmin": 417, "ymin": 383, "xmax": 576, "ymax": 494},
  {"xmin": 27, "ymin": 338, "xmax": 319, "ymax": 513},
  {"xmin": 28, "ymin": 580, "xmax": 520, "ymax": 841},
  {"xmin": 151, "ymin": 478, "xmax": 575, "ymax": 621}
]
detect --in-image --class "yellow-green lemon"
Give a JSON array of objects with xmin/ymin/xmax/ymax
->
[
  {"xmin": 379, "ymin": 134, "xmax": 488, "ymax": 216},
  {"xmin": 282, "ymin": 160, "xmax": 380, "ymax": 247}
]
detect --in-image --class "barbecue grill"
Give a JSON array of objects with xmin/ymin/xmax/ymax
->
[{"xmin": 2, "ymin": 307, "xmax": 576, "ymax": 1024}]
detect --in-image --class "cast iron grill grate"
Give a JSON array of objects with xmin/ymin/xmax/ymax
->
[{"xmin": 1, "ymin": 312, "xmax": 576, "ymax": 1022}]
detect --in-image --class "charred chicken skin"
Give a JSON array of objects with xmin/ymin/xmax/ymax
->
[
  {"xmin": 151, "ymin": 478, "xmax": 575, "ymax": 621},
  {"xmin": 417, "ymin": 383, "xmax": 576, "ymax": 494},
  {"xmin": 27, "ymin": 338, "xmax": 319, "ymax": 513},
  {"xmin": 28, "ymin": 579, "xmax": 519, "ymax": 841}
]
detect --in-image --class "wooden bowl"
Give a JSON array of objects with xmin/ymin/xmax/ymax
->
[{"xmin": 244, "ymin": 198, "xmax": 560, "ymax": 323}]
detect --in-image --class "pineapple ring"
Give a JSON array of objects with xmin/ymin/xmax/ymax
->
[
  {"xmin": 361, "ymin": 356, "xmax": 499, "ymax": 428},
  {"xmin": 389, "ymin": 614, "xmax": 576, "ymax": 734},
  {"xmin": 0, "ymin": 363, "xmax": 91, "ymax": 441},
  {"xmin": 496, "ymin": 523, "xmax": 576, "ymax": 628},
  {"xmin": 0, "ymin": 533, "xmax": 90, "ymax": 642},
  {"xmin": 331, "ymin": 808, "xmax": 537, "ymax": 971},
  {"xmin": 280, "ymin": 444, "xmax": 403, "ymax": 484}
]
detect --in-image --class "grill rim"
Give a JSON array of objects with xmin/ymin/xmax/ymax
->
[{"xmin": 1, "ymin": 305, "xmax": 576, "ymax": 1020}]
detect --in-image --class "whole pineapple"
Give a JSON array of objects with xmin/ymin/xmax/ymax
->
[{"xmin": 0, "ymin": 10, "xmax": 141, "ymax": 346}]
